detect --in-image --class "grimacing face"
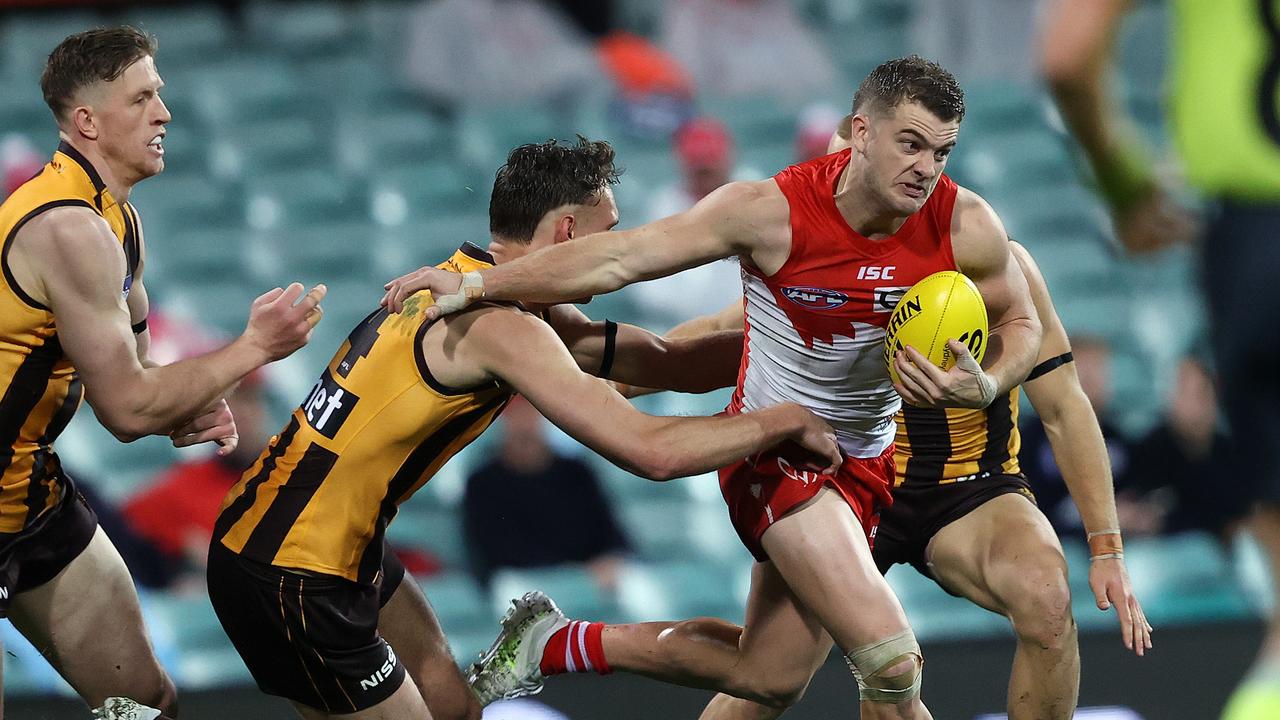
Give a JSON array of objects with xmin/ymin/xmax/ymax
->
[
  {"xmin": 78, "ymin": 54, "xmax": 171, "ymax": 185},
  {"xmin": 859, "ymin": 101, "xmax": 959, "ymax": 217}
]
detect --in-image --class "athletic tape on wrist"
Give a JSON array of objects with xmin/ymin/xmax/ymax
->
[{"xmin": 434, "ymin": 271, "xmax": 485, "ymax": 315}]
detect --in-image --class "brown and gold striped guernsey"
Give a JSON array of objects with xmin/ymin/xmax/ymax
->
[
  {"xmin": 892, "ymin": 389, "xmax": 1022, "ymax": 487},
  {"xmin": 214, "ymin": 244, "xmax": 513, "ymax": 583},
  {"xmin": 0, "ymin": 142, "xmax": 141, "ymax": 534}
]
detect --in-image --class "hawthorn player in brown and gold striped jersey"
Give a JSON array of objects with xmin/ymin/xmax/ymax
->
[
  {"xmin": 0, "ymin": 27, "xmax": 324, "ymax": 718},
  {"xmin": 206, "ymin": 138, "xmax": 843, "ymax": 720}
]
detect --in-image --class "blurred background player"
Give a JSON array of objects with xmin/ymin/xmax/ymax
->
[{"xmin": 1041, "ymin": 0, "xmax": 1280, "ymax": 716}]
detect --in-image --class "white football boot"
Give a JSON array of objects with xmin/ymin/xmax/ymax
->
[{"xmin": 468, "ymin": 590, "xmax": 569, "ymax": 705}]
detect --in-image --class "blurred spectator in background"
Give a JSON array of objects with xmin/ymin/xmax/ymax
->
[
  {"xmin": 596, "ymin": 32, "xmax": 696, "ymax": 140},
  {"xmin": 403, "ymin": 0, "xmax": 606, "ymax": 108},
  {"xmin": 544, "ymin": 0, "xmax": 615, "ymax": 37},
  {"xmin": 630, "ymin": 117, "xmax": 751, "ymax": 328},
  {"xmin": 646, "ymin": 117, "xmax": 736, "ymax": 220},
  {"xmin": 463, "ymin": 396, "xmax": 629, "ymax": 592},
  {"xmin": 661, "ymin": 0, "xmax": 838, "ymax": 100},
  {"xmin": 1125, "ymin": 355, "xmax": 1244, "ymax": 540},
  {"xmin": 1, "ymin": 133, "xmax": 42, "ymax": 200},
  {"xmin": 912, "ymin": 0, "xmax": 1041, "ymax": 86},
  {"xmin": 794, "ymin": 102, "xmax": 845, "ymax": 162},
  {"xmin": 1022, "ymin": 336, "xmax": 1137, "ymax": 537}
]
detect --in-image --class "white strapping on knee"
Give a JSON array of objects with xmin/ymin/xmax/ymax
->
[{"xmin": 843, "ymin": 628, "xmax": 923, "ymax": 703}]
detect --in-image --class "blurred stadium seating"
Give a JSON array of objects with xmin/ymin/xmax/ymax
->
[{"xmin": 0, "ymin": 1, "xmax": 1260, "ymax": 711}]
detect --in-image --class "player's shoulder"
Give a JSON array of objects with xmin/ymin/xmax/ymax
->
[
  {"xmin": 440, "ymin": 301, "xmax": 548, "ymax": 345},
  {"xmin": 951, "ymin": 185, "xmax": 1004, "ymax": 236},
  {"xmin": 689, "ymin": 179, "xmax": 790, "ymax": 237},
  {"xmin": 949, "ymin": 184, "xmax": 1009, "ymax": 271},
  {"xmin": 14, "ymin": 203, "xmax": 116, "ymax": 258},
  {"xmin": 693, "ymin": 178, "xmax": 784, "ymax": 212}
]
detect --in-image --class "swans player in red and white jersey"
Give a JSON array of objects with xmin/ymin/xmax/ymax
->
[{"xmin": 383, "ymin": 56, "xmax": 1040, "ymax": 719}]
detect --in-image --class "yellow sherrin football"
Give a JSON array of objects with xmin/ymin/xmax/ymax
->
[{"xmin": 884, "ymin": 270, "xmax": 988, "ymax": 386}]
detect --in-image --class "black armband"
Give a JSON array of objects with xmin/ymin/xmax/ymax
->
[
  {"xmin": 131, "ymin": 318, "xmax": 149, "ymax": 335},
  {"xmin": 599, "ymin": 320, "xmax": 618, "ymax": 378},
  {"xmin": 1026, "ymin": 351, "xmax": 1073, "ymax": 382}
]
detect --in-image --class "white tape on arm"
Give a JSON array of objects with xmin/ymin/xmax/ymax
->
[
  {"xmin": 956, "ymin": 350, "xmax": 998, "ymax": 407},
  {"xmin": 433, "ymin": 271, "xmax": 485, "ymax": 315}
]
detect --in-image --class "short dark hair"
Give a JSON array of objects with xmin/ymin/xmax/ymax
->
[
  {"xmin": 852, "ymin": 55, "xmax": 965, "ymax": 123},
  {"xmin": 41, "ymin": 26, "xmax": 157, "ymax": 123},
  {"xmin": 490, "ymin": 137, "xmax": 622, "ymax": 242}
]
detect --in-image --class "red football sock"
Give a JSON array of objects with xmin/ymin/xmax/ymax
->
[{"xmin": 539, "ymin": 620, "xmax": 611, "ymax": 676}]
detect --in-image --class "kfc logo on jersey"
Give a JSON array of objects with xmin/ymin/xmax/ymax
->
[
  {"xmin": 301, "ymin": 369, "xmax": 360, "ymax": 439},
  {"xmin": 781, "ymin": 286, "xmax": 849, "ymax": 311},
  {"xmin": 872, "ymin": 286, "xmax": 911, "ymax": 313}
]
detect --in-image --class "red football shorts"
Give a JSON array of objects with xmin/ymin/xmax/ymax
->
[{"xmin": 719, "ymin": 443, "xmax": 896, "ymax": 562}]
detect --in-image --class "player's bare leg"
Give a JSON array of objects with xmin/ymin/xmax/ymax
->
[
  {"xmin": 378, "ymin": 576, "xmax": 481, "ymax": 720},
  {"xmin": 7, "ymin": 527, "xmax": 176, "ymax": 717},
  {"xmin": 605, "ymin": 559, "xmax": 833, "ymax": 707},
  {"xmin": 291, "ymin": 676, "xmax": 432, "ymax": 720},
  {"xmin": 694, "ymin": 564, "xmax": 833, "ymax": 720},
  {"xmin": 471, "ymin": 488, "xmax": 926, "ymax": 717},
  {"xmin": 471, "ymin": 567, "xmax": 828, "ymax": 709},
  {"xmin": 761, "ymin": 488, "xmax": 930, "ymax": 720},
  {"xmin": 925, "ymin": 493, "xmax": 1077, "ymax": 720}
]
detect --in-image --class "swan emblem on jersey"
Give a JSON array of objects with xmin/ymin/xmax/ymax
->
[
  {"xmin": 775, "ymin": 456, "xmax": 822, "ymax": 487},
  {"xmin": 780, "ymin": 286, "xmax": 849, "ymax": 311}
]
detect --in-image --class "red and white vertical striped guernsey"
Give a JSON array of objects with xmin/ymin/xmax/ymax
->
[{"xmin": 728, "ymin": 148, "xmax": 961, "ymax": 459}]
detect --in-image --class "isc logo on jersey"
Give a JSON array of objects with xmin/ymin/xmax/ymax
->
[
  {"xmin": 883, "ymin": 270, "xmax": 988, "ymax": 385},
  {"xmin": 781, "ymin": 286, "xmax": 849, "ymax": 311},
  {"xmin": 300, "ymin": 369, "xmax": 360, "ymax": 439}
]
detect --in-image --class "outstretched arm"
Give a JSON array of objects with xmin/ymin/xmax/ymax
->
[
  {"xmin": 382, "ymin": 181, "xmax": 784, "ymax": 317},
  {"xmin": 545, "ymin": 304, "xmax": 742, "ymax": 394},
  {"xmin": 1039, "ymin": 0, "xmax": 1194, "ymax": 253},
  {"xmin": 1013, "ymin": 242, "xmax": 1151, "ymax": 656},
  {"xmin": 16, "ymin": 207, "xmax": 324, "ymax": 441},
  {"xmin": 448, "ymin": 307, "xmax": 841, "ymax": 480}
]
